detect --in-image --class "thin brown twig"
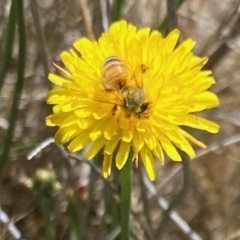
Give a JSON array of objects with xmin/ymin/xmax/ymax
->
[
  {"xmin": 100, "ymin": 0, "xmax": 110, "ymax": 31},
  {"xmin": 68, "ymin": 154, "xmax": 118, "ymax": 194},
  {"xmin": 226, "ymin": 229, "xmax": 240, "ymax": 240},
  {"xmin": 28, "ymin": 139, "xmax": 194, "ymax": 238},
  {"xmin": 30, "ymin": 0, "xmax": 50, "ymax": 85},
  {"xmin": 67, "ymin": 154, "xmax": 156, "ymax": 240},
  {"xmin": 92, "ymin": 1, "xmax": 105, "ymax": 38},
  {"xmin": 156, "ymin": 133, "xmax": 240, "ymax": 192},
  {"xmin": 50, "ymin": 145, "xmax": 83, "ymax": 239},
  {"xmin": 0, "ymin": 205, "xmax": 26, "ymax": 240},
  {"xmin": 201, "ymin": 0, "xmax": 240, "ymax": 55},
  {"xmin": 166, "ymin": 0, "xmax": 178, "ymax": 33},
  {"xmin": 156, "ymin": 150, "xmax": 190, "ymax": 238},
  {"xmin": 142, "ymin": 171, "xmax": 202, "ymax": 240},
  {"xmin": 78, "ymin": 0, "xmax": 95, "ymax": 40},
  {"xmin": 202, "ymin": 0, "xmax": 240, "ymax": 69}
]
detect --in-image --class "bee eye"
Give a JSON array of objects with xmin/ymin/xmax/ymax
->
[{"xmin": 142, "ymin": 102, "xmax": 149, "ymax": 111}]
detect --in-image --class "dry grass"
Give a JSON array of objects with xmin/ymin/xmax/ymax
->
[{"xmin": 1, "ymin": 0, "xmax": 240, "ymax": 239}]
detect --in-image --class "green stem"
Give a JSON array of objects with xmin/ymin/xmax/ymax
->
[
  {"xmin": 112, "ymin": 0, "xmax": 125, "ymax": 22},
  {"xmin": 0, "ymin": 0, "xmax": 16, "ymax": 92},
  {"xmin": 110, "ymin": 194, "xmax": 119, "ymax": 232},
  {"xmin": 0, "ymin": 0, "xmax": 26, "ymax": 173},
  {"xmin": 120, "ymin": 150, "xmax": 133, "ymax": 240},
  {"xmin": 66, "ymin": 197, "xmax": 81, "ymax": 240},
  {"xmin": 39, "ymin": 197, "xmax": 55, "ymax": 240},
  {"xmin": 158, "ymin": 0, "xmax": 186, "ymax": 32}
]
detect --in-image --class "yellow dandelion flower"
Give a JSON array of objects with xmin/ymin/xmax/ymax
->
[{"xmin": 46, "ymin": 20, "xmax": 219, "ymax": 181}]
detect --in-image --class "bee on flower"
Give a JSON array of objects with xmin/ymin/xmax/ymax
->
[
  {"xmin": 101, "ymin": 54, "xmax": 150, "ymax": 118},
  {"xmin": 46, "ymin": 20, "xmax": 219, "ymax": 180},
  {"xmin": 101, "ymin": 55, "xmax": 128, "ymax": 91}
]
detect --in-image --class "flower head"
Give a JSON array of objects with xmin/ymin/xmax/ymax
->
[{"xmin": 46, "ymin": 20, "xmax": 219, "ymax": 180}]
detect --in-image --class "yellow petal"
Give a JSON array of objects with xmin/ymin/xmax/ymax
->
[
  {"xmin": 68, "ymin": 130, "xmax": 91, "ymax": 152},
  {"xmin": 49, "ymin": 73, "xmax": 70, "ymax": 86},
  {"xmin": 159, "ymin": 114, "xmax": 219, "ymax": 133},
  {"xmin": 132, "ymin": 130, "xmax": 144, "ymax": 153},
  {"xmin": 104, "ymin": 120, "xmax": 118, "ymax": 140},
  {"xmin": 144, "ymin": 131, "xmax": 157, "ymax": 150},
  {"xmin": 104, "ymin": 134, "xmax": 120, "ymax": 155},
  {"xmin": 85, "ymin": 137, "xmax": 105, "ymax": 159},
  {"xmin": 74, "ymin": 108, "xmax": 92, "ymax": 118},
  {"xmin": 156, "ymin": 132, "xmax": 181, "ymax": 161},
  {"xmin": 153, "ymin": 143, "xmax": 164, "ymax": 165},
  {"xmin": 60, "ymin": 51, "xmax": 76, "ymax": 73},
  {"xmin": 180, "ymin": 129, "xmax": 206, "ymax": 149},
  {"xmin": 73, "ymin": 37, "xmax": 96, "ymax": 59},
  {"xmin": 181, "ymin": 115, "xmax": 219, "ymax": 133},
  {"xmin": 103, "ymin": 154, "xmax": 112, "ymax": 178},
  {"xmin": 122, "ymin": 129, "xmax": 133, "ymax": 142},
  {"xmin": 163, "ymin": 29, "xmax": 180, "ymax": 53},
  {"xmin": 46, "ymin": 88, "xmax": 70, "ymax": 104},
  {"xmin": 176, "ymin": 38, "xmax": 196, "ymax": 53},
  {"xmin": 163, "ymin": 128, "xmax": 195, "ymax": 158},
  {"xmin": 136, "ymin": 28, "xmax": 151, "ymax": 46},
  {"xmin": 140, "ymin": 145, "xmax": 156, "ymax": 181},
  {"xmin": 116, "ymin": 141, "xmax": 131, "ymax": 169},
  {"xmin": 190, "ymin": 57, "xmax": 209, "ymax": 69},
  {"xmin": 46, "ymin": 112, "xmax": 72, "ymax": 126},
  {"xmin": 54, "ymin": 124, "xmax": 81, "ymax": 144},
  {"xmin": 89, "ymin": 118, "xmax": 108, "ymax": 141},
  {"xmin": 189, "ymin": 91, "xmax": 219, "ymax": 112},
  {"xmin": 92, "ymin": 109, "xmax": 108, "ymax": 120}
]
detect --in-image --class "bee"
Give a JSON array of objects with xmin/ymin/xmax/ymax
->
[
  {"xmin": 53, "ymin": 57, "xmax": 150, "ymax": 118},
  {"xmin": 101, "ymin": 55, "xmax": 128, "ymax": 91},
  {"xmin": 121, "ymin": 85, "xmax": 150, "ymax": 117},
  {"xmin": 100, "ymin": 55, "xmax": 150, "ymax": 117}
]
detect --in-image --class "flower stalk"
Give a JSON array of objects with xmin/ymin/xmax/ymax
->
[
  {"xmin": 26, "ymin": 169, "xmax": 61, "ymax": 240},
  {"xmin": 120, "ymin": 150, "xmax": 133, "ymax": 240},
  {"xmin": 66, "ymin": 189, "xmax": 81, "ymax": 240},
  {"xmin": 39, "ymin": 197, "xmax": 55, "ymax": 240}
]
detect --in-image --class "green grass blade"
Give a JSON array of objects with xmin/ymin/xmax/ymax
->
[
  {"xmin": 0, "ymin": 0, "xmax": 16, "ymax": 92},
  {"xmin": 120, "ymin": 150, "xmax": 133, "ymax": 240},
  {"xmin": 158, "ymin": 0, "xmax": 186, "ymax": 32},
  {"xmin": 0, "ymin": 0, "xmax": 26, "ymax": 173},
  {"xmin": 112, "ymin": 0, "xmax": 125, "ymax": 22}
]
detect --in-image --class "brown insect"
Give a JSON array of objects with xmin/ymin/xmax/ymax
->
[
  {"xmin": 120, "ymin": 85, "xmax": 150, "ymax": 117},
  {"xmin": 101, "ymin": 55, "xmax": 150, "ymax": 117},
  {"xmin": 101, "ymin": 55, "xmax": 128, "ymax": 91}
]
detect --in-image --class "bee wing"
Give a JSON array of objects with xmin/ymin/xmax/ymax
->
[
  {"xmin": 68, "ymin": 88, "xmax": 125, "ymax": 107},
  {"xmin": 52, "ymin": 62, "xmax": 124, "ymax": 107},
  {"xmin": 126, "ymin": 38, "xmax": 143, "ymax": 88}
]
